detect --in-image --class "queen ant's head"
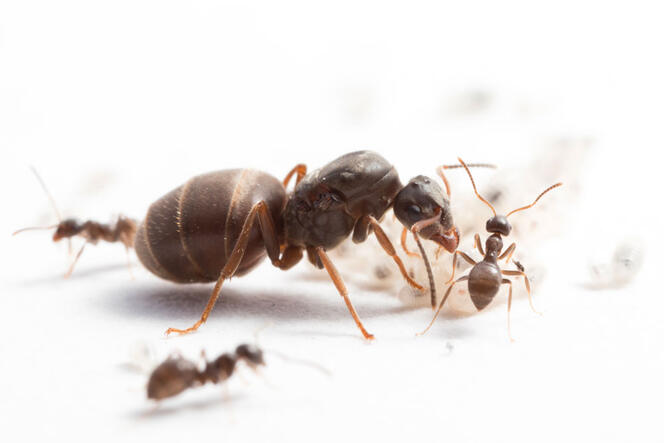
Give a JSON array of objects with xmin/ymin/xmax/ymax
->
[{"xmin": 393, "ymin": 175, "xmax": 459, "ymax": 253}]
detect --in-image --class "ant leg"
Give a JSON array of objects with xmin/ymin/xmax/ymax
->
[
  {"xmin": 411, "ymin": 210, "xmax": 443, "ymax": 308},
  {"xmin": 124, "ymin": 245, "xmax": 135, "ymax": 279},
  {"xmin": 400, "ymin": 227, "xmax": 420, "ymax": 258},
  {"xmin": 282, "ymin": 164, "xmax": 307, "ymax": 189},
  {"xmin": 502, "ymin": 269, "xmax": 540, "ymax": 315},
  {"xmin": 64, "ymin": 241, "xmax": 88, "ymax": 278},
  {"xmin": 499, "ymin": 242, "xmax": 516, "ymax": 264},
  {"xmin": 316, "ymin": 247, "xmax": 374, "ymax": 340},
  {"xmin": 417, "ymin": 275, "xmax": 469, "ymax": 336},
  {"xmin": 446, "ymin": 250, "xmax": 476, "ymax": 284},
  {"xmin": 367, "ymin": 217, "xmax": 423, "ymax": 290},
  {"xmin": 166, "ymin": 201, "xmax": 295, "ymax": 336},
  {"xmin": 501, "ymin": 278, "xmax": 515, "ymax": 342},
  {"xmin": 474, "ymin": 234, "xmax": 485, "ymax": 256}
]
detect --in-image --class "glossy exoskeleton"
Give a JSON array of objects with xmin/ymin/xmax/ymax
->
[
  {"xmin": 147, "ymin": 344, "xmax": 264, "ymax": 401},
  {"xmin": 134, "ymin": 151, "xmax": 463, "ymax": 340},
  {"xmin": 419, "ymin": 158, "xmax": 562, "ymax": 341}
]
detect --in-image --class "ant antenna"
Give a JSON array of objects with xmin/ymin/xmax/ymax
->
[
  {"xmin": 12, "ymin": 225, "xmax": 59, "ymax": 236},
  {"xmin": 14, "ymin": 167, "xmax": 72, "ymax": 254},
  {"xmin": 443, "ymin": 162, "xmax": 495, "ymax": 170},
  {"xmin": 457, "ymin": 157, "xmax": 496, "ymax": 216},
  {"xmin": 437, "ymin": 163, "xmax": 495, "ymax": 197},
  {"xmin": 251, "ymin": 322, "xmax": 332, "ymax": 377},
  {"xmin": 506, "ymin": 183, "xmax": 563, "ymax": 218},
  {"xmin": 30, "ymin": 166, "xmax": 62, "ymax": 223}
]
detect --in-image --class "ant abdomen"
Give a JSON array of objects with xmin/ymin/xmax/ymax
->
[
  {"xmin": 134, "ymin": 169, "xmax": 286, "ymax": 284},
  {"xmin": 147, "ymin": 358, "xmax": 199, "ymax": 401},
  {"xmin": 468, "ymin": 262, "xmax": 501, "ymax": 310}
]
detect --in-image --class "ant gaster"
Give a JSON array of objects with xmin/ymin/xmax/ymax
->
[
  {"xmin": 12, "ymin": 168, "xmax": 137, "ymax": 277},
  {"xmin": 147, "ymin": 344, "xmax": 264, "ymax": 401},
  {"xmin": 419, "ymin": 158, "xmax": 562, "ymax": 341}
]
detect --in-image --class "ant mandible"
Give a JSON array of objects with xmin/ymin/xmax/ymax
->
[{"xmin": 418, "ymin": 158, "xmax": 562, "ymax": 341}]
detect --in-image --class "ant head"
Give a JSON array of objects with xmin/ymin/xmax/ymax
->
[
  {"xmin": 486, "ymin": 215, "xmax": 511, "ymax": 237},
  {"xmin": 235, "ymin": 344, "xmax": 265, "ymax": 368},
  {"xmin": 52, "ymin": 219, "xmax": 81, "ymax": 242},
  {"xmin": 393, "ymin": 175, "xmax": 459, "ymax": 253}
]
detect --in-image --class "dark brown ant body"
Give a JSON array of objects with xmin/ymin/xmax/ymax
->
[
  {"xmin": 136, "ymin": 151, "xmax": 470, "ymax": 340},
  {"xmin": 54, "ymin": 217, "xmax": 137, "ymax": 277},
  {"xmin": 147, "ymin": 344, "xmax": 264, "ymax": 401},
  {"xmin": 13, "ymin": 168, "xmax": 137, "ymax": 277},
  {"xmin": 419, "ymin": 158, "xmax": 562, "ymax": 341}
]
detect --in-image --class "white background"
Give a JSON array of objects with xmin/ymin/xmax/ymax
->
[{"xmin": 1, "ymin": 1, "xmax": 662, "ymax": 442}]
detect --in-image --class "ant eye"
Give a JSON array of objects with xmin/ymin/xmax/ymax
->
[{"xmin": 407, "ymin": 205, "xmax": 422, "ymax": 217}]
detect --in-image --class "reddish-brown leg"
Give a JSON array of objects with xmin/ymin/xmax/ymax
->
[
  {"xmin": 474, "ymin": 233, "xmax": 485, "ymax": 256},
  {"xmin": 64, "ymin": 242, "xmax": 88, "ymax": 278},
  {"xmin": 502, "ymin": 278, "xmax": 515, "ymax": 342},
  {"xmin": 166, "ymin": 201, "xmax": 300, "ymax": 336},
  {"xmin": 417, "ymin": 275, "xmax": 469, "ymax": 336},
  {"xmin": 316, "ymin": 247, "xmax": 374, "ymax": 340},
  {"xmin": 400, "ymin": 227, "xmax": 421, "ymax": 258},
  {"xmin": 502, "ymin": 269, "xmax": 540, "ymax": 315},
  {"xmin": 124, "ymin": 245, "xmax": 135, "ymax": 279},
  {"xmin": 282, "ymin": 164, "xmax": 307, "ymax": 189},
  {"xmin": 446, "ymin": 250, "xmax": 476, "ymax": 284},
  {"xmin": 410, "ymin": 210, "xmax": 444, "ymax": 308},
  {"xmin": 367, "ymin": 217, "xmax": 423, "ymax": 290},
  {"xmin": 499, "ymin": 242, "xmax": 516, "ymax": 264}
]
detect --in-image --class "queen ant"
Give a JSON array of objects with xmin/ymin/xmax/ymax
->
[{"xmin": 418, "ymin": 158, "xmax": 562, "ymax": 341}]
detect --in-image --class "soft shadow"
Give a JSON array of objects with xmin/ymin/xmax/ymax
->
[
  {"xmin": 96, "ymin": 280, "xmax": 418, "ymax": 324},
  {"xmin": 129, "ymin": 391, "xmax": 243, "ymax": 420},
  {"xmin": 415, "ymin": 322, "xmax": 475, "ymax": 340},
  {"xmin": 577, "ymin": 281, "xmax": 630, "ymax": 291}
]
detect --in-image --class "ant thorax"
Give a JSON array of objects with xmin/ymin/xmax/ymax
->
[{"xmin": 484, "ymin": 234, "xmax": 504, "ymax": 260}]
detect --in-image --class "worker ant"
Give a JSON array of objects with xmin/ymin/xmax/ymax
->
[
  {"xmin": 418, "ymin": 158, "xmax": 562, "ymax": 341},
  {"xmin": 12, "ymin": 167, "xmax": 137, "ymax": 277},
  {"xmin": 147, "ymin": 344, "xmax": 264, "ymax": 401}
]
